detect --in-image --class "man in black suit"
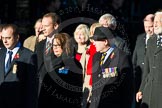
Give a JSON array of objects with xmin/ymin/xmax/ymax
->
[
  {"xmin": 89, "ymin": 27, "xmax": 133, "ymax": 108},
  {"xmin": 136, "ymin": 11, "xmax": 162, "ymax": 108},
  {"xmin": 0, "ymin": 24, "xmax": 38, "ymax": 108},
  {"xmin": 35, "ymin": 12, "xmax": 60, "ymax": 88},
  {"xmin": 34, "ymin": 12, "xmax": 61, "ymax": 107},
  {"xmin": 132, "ymin": 14, "xmax": 154, "ymax": 108}
]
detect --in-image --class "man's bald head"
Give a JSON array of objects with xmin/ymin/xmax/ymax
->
[
  {"xmin": 143, "ymin": 14, "xmax": 154, "ymax": 22},
  {"xmin": 143, "ymin": 14, "xmax": 154, "ymax": 36}
]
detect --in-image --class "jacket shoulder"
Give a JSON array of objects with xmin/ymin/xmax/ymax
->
[
  {"xmin": 21, "ymin": 47, "xmax": 36, "ymax": 55},
  {"xmin": 136, "ymin": 33, "xmax": 145, "ymax": 40}
]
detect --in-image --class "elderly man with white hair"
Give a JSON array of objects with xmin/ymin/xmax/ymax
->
[
  {"xmin": 99, "ymin": 13, "xmax": 131, "ymax": 55},
  {"xmin": 136, "ymin": 10, "xmax": 162, "ymax": 108}
]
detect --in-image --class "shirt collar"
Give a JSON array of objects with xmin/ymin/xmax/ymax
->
[
  {"xmin": 103, "ymin": 47, "xmax": 114, "ymax": 63},
  {"xmin": 46, "ymin": 33, "xmax": 55, "ymax": 44},
  {"xmin": 7, "ymin": 42, "xmax": 21, "ymax": 55},
  {"xmin": 146, "ymin": 34, "xmax": 150, "ymax": 39}
]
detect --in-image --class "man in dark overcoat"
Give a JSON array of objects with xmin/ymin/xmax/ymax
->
[
  {"xmin": 136, "ymin": 11, "xmax": 162, "ymax": 108},
  {"xmin": 89, "ymin": 26, "xmax": 133, "ymax": 108}
]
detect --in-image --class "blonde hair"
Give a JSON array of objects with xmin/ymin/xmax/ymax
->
[
  {"xmin": 74, "ymin": 24, "xmax": 90, "ymax": 42},
  {"xmin": 90, "ymin": 22, "xmax": 102, "ymax": 37}
]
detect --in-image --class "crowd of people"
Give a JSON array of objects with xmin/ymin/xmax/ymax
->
[{"xmin": 0, "ymin": 9, "xmax": 162, "ymax": 108}]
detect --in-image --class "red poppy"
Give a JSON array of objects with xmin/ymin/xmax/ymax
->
[
  {"xmin": 110, "ymin": 52, "xmax": 115, "ymax": 59},
  {"xmin": 14, "ymin": 53, "xmax": 20, "ymax": 59}
]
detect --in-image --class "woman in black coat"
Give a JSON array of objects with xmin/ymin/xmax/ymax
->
[{"xmin": 38, "ymin": 33, "xmax": 83, "ymax": 108}]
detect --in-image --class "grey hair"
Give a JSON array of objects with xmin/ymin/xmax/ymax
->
[{"xmin": 99, "ymin": 13, "xmax": 117, "ymax": 27}]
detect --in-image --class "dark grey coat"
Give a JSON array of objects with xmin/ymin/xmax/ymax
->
[
  {"xmin": 132, "ymin": 33, "xmax": 147, "ymax": 92},
  {"xmin": 90, "ymin": 47, "xmax": 133, "ymax": 108},
  {"xmin": 139, "ymin": 35, "xmax": 162, "ymax": 108}
]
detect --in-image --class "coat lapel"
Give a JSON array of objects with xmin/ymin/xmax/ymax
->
[
  {"xmin": 37, "ymin": 39, "xmax": 46, "ymax": 70},
  {"xmin": 93, "ymin": 53, "xmax": 101, "ymax": 73},
  {"xmin": 154, "ymin": 36, "xmax": 162, "ymax": 54},
  {"xmin": 103, "ymin": 52, "xmax": 114, "ymax": 68},
  {"xmin": 5, "ymin": 47, "xmax": 23, "ymax": 76},
  {"xmin": 155, "ymin": 46, "xmax": 162, "ymax": 54},
  {"xmin": 0, "ymin": 48, "xmax": 6, "ymax": 84},
  {"xmin": 143, "ymin": 34, "xmax": 146, "ymax": 52},
  {"xmin": 102, "ymin": 47, "xmax": 117, "ymax": 68}
]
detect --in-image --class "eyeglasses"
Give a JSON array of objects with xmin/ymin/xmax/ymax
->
[{"xmin": 53, "ymin": 44, "xmax": 61, "ymax": 48}]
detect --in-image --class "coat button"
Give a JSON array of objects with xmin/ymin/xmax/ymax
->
[
  {"xmin": 98, "ymin": 74, "xmax": 101, "ymax": 77},
  {"xmin": 152, "ymin": 66, "xmax": 156, "ymax": 68}
]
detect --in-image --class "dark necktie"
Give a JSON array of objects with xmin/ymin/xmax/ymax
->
[
  {"xmin": 5, "ymin": 51, "xmax": 13, "ymax": 73},
  {"xmin": 157, "ymin": 36, "xmax": 162, "ymax": 47},
  {"xmin": 100, "ymin": 52, "xmax": 107, "ymax": 66},
  {"xmin": 45, "ymin": 41, "xmax": 52, "ymax": 55}
]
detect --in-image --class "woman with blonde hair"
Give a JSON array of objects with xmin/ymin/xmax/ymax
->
[
  {"xmin": 73, "ymin": 24, "xmax": 90, "ymax": 75},
  {"xmin": 83, "ymin": 22, "xmax": 102, "ymax": 107},
  {"xmin": 85, "ymin": 22, "xmax": 102, "ymax": 86}
]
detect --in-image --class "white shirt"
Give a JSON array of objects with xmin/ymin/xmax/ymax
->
[
  {"xmin": 5, "ymin": 42, "xmax": 21, "ymax": 66},
  {"xmin": 103, "ymin": 47, "xmax": 114, "ymax": 64},
  {"xmin": 145, "ymin": 34, "xmax": 150, "ymax": 45}
]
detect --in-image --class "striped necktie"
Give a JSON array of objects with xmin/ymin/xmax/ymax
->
[
  {"xmin": 100, "ymin": 52, "xmax": 107, "ymax": 66},
  {"xmin": 45, "ymin": 41, "xmax": 52, "ymax": 55}
]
